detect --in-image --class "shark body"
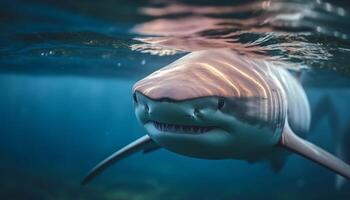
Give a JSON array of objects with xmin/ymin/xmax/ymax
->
[{"xmin": 82, "ymin": 49, "xmax": 350, "ymax": 185}]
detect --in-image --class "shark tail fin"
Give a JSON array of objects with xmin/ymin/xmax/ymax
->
[
  {"xmin": 81, "ymin": 135, "xmax": 158, "ymax": 185},
  {"xmin": 280, "ymin": 123, "xmax": 350, "ymax": 180}
]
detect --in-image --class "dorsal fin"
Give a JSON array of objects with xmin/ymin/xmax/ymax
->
[{"xmin": 280, "ymin": 123, "xmax": 350, "ymax": 180}]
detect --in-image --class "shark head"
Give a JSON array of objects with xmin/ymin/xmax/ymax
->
[
  {"xmin": 133, "ymin": 92, "xmax": 279, "ymax": 159},
  {"xmin": 133, "ymin": 49, "xmax": 285, "ymax": 160}
]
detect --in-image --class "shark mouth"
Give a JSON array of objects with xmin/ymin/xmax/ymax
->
[{"xmin": 152, "ymin": 121, "xmax": 214, "ymax": 134}]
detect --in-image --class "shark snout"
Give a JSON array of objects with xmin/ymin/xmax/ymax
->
[{"xmin": 134, "ymin": 92, "xmax": 197, "ymax": 125}]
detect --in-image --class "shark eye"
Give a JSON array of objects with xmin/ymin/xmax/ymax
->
[
  {"xmin": 133, "ymin": 93, "xmax": 138, "ymax": 103},
  {"xmin": 217, "ymin": 97, "xmax": 225, "ymax": 110}
]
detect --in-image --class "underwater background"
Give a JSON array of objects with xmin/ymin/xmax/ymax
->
[{"xmin": 1, "ymin": 0, "xmax": 350, "ymax": 199}]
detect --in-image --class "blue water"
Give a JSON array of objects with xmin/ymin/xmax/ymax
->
[{"xmin": 1, "ymin": 0, "xmax": 350, "ymax": 199}]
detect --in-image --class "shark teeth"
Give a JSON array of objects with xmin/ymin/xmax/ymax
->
[{"xmin": 152, "ymin": 121, "xmax": 213, "ymax": 134}]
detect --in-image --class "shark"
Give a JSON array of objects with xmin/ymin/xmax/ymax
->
[{"xmin": 81, "ymin": 49, "xmax": 350, "ymax": 185}]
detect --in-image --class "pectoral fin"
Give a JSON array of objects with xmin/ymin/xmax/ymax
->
[
  {"xmin": 280, "ymin": 123, "xmax": 350, "ymax": 180},
  {"xmin": 81, "ymin": 135, "xmax": 159, "ymax": 185}
]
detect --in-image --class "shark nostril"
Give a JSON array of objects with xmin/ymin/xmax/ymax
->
[
  {"xmin": 144, "ymin": 104, "xmax": 150, "ymax": 113},
  {"xmin": 194, "ymin": 108, "xmax": 201, "ymax": 117},
  {"xmin": 217, "ymin": 97, "xmax": 225, "ymax": 110}
]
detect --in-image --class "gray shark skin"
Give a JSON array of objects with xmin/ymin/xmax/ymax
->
[{"xmin": 82, "ymin": 49, "xmax": 350, "ymax": 185}]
